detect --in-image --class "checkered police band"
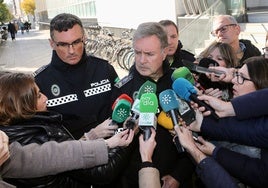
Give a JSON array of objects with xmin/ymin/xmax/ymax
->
[
  {"xmin": 46, "ymin": 94, "xmax": 78, "ymax": 107},
  {"xmin": 46, "ymin": 83, "xmax": 112, "ymax": 107},
  {"xmin": 84, "ymin": 83, "xmax": 111, "ymax": 97}
]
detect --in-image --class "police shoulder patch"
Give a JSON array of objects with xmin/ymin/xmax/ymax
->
[
  {"xmin": 32, "ymin": 64, "xmax": 49, "ymax": 77},
  {"xmin": 114, "ymin": 73, "xmax": 133, "ymax": 88}
]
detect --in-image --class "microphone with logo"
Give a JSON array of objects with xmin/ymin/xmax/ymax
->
[
  {"xmin": 137, "ymin": 80, "xmax": 157, "ymax": 99},
  {"xmin": 110, "ymin": 94, "xmax": 132, "ymax": 134},
  {"xmin": 111, "ymin": 94, "xmax": 133, "ymax": 111},
  {"xmin": 170, "ymin": 68, "xmax": 197, "ymax": 125},
  {"xmin": 171, "ymin": 66, "xmax": 205, "ymax": 92},
  {"xmin": 125, "ymin": 81, "xmax": 157, "ymax": 129},
  {"xmin": 138, "ymin": 93, "xmax": 158, "ymax": 140},
  {"xmin": 159, "ymin": 89, "xmax": 185, "ymax": 153},
  {"xmin": 172, "ymin": 78, "xmax": 219, "ymax": 120}
]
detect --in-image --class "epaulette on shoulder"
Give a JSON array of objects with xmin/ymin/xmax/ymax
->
[
  {"xmin": 32, "ymin": 64, "xmax": 49, "ymax": 77},
  {"xmin": 114, "ymin": 73, "xmax": 133, "ymax": 88}
]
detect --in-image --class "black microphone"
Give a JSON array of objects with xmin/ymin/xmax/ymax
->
[
  {"xmin": 176, "ymin": 97, "xmax": 196, "ymax": 125},
  {"xmin": 182, "ymin": 59, "xmax": 225, "ymax": 77}
]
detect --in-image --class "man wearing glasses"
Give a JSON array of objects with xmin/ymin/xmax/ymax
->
[
  {"xmin": 211, "ymin": 15, "xmax": 261, "ymax": 66},
  {"xmin": 34, "ymin": 13, "xmax": 119, "ymax": 140}
]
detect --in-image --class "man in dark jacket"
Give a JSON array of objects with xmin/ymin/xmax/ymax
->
[
  {"xmin": 111, "ymin": 22, "xmax": 195, "ymax": 188},
  {"xmin": 211, "ymin": 15, "xmax": 261, "ymax": 66},
  {"xmin": 34, "ymin": 13, "xmax": 119, "ymax": 140},
  {"xmin": 7, "ymin": 21, "xmax": 16, "ymax": 41},
  {"xmin": 159, "ymin": 19, "xmax": 196, "ymax": 69}
]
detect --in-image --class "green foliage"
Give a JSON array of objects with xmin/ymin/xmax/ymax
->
[
  {"xmin": 0, "ymin": 2, "xmax": 12, "ymax": 23},
  {"xmin": 21, "ymin": 0, "xmax": 35, "ymax": 15}
]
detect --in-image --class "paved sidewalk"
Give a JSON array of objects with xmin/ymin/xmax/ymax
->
[
  {"xmin": 0, "ymin": 29, "xmax": 128, "ymax": 78},
  {"xmin": 0, "ymin": 29, "xmax": 51, "ymax": 73}
]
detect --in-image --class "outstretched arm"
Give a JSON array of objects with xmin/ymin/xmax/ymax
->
[
  {"xmin": 197, "ymin": 88, "xmax": 268, "ymax": 119},
  {"xmin": 138, "ymin": 129, "xmax": 161, "ymax": 188},
  {"xmin": 1, "ymin": 139, "xmax": 109, "ymax": 178}
]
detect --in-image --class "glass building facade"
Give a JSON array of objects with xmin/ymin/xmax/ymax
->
[{"xmin": 46, "ymin": 0, "xmax": 96, "ymax": 19}]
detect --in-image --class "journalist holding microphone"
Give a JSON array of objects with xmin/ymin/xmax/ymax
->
[{"xmin": 182, "ymin": 56, "xmax": 268, "ymax": 188}]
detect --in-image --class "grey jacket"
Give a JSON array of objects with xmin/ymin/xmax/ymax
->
[{"xmin": 0, "ymin": 139, "xmax": 108, "ymax": 187}]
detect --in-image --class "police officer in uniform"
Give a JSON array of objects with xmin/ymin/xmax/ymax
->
[
  {"xmin": 34, "ymin": 13, "xmax": 119, "ymax": 140},
  {"xmin": 111, "ymin": 22, "xmax": 195, "ymax": 188}
]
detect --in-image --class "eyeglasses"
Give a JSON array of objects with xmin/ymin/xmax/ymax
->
[
  {"xmin": 211, "ymin": 24, "xmax": 237, "ymax": 37},
  {"xmin": 232, "ymin": 71, "xmax": 252, "ymax": 85},
  {"xmin": 54, "ymin": 38, "xmax": 84, "ymax": 49}
]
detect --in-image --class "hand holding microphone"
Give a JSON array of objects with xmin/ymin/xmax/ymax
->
[
  {"xmin": 84, "ymin": 118, "xmax": 117, "ymax": 139},
  {"xmin": 174, "ymin": 125, "xmax": 202, "ymax": 151},
  {"xmin": 182, "ymin": 58, "xmax": 225, "ymax": 77},
  {"xmin": 139, "ymin": 128, "xmax": 156, "ymax": 162},
  {"xmin": 207, "ymin": 66, "xmax": 236, "ymax": 83}
]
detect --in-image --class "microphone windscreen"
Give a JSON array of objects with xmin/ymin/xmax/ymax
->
[
  {"xmin": 139, "ymin": 93, "xmax": 158, "ymax": 127},
  {"xmin": 172, "ymin": 78, "xmax": 197, "ymax": 101},
  {"xmin": 112, "ymin": 94, "xmax": 133, "ymax": 110},
  {"xmin": 137, "ymin": 80, "xmax": 157, "ymax": 99},
  {"xmin": 139, "ymin": 93, "xmax": 158, "ymax": 113},
  {"xmin": 157, "ymin": 111, "xmax": 173, "ymax": 130},
  {"xmin": 159, "ymin": 89, "xmax": 179, "ymax": 112},
  {"xmin": 171, "ymin": 67, "xmax": 195, "ymax": 84},
  {"xmin": 112, "ymin": 99, "xmax": 131, "ymax": 123},
  {"xmin": 131, "ymin": 98, "xmax": 140, "ymax": 114},
  {"xmin": 173, "ymin": 79, "xmax": 220, "ymax": 120}
]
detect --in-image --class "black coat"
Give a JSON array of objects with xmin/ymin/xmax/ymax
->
[
  {"xmin": 0, "ymin": 111, "xmax": 132, "ymax": 188},
  {"xmin": 169, "ymin": 41, "xmax": 196, "ymax": 69},
  {"xmin": 7, "ymin": 22, "xmax": 16, "ymax": 33},
  {"xmin": 110, "ymin": 61, "xmax": 195, "ymax": 188},
  {"xmin": 239, "ymin": 39, "xmax": 261, "ymax": 65}
]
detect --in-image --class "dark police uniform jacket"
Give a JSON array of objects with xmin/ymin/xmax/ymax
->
[
  {"xmin": 111, "ymin": 61, "xmax": 195, "ymax": 188},
  {"xmin": 34, "ymin": 50, "xmax": 118, "ymax": 139}
]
